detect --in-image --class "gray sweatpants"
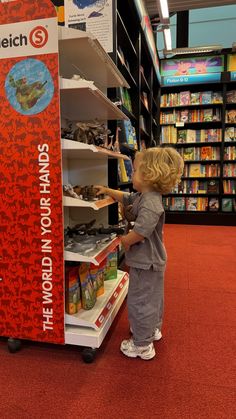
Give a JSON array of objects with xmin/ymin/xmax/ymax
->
[{"xmin": 127, "ymin": 267, "xmax": 165, "ymax": 346}]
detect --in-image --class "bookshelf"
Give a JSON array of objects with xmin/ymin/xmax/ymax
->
[
  {"xmin": 107, "ymin": 0, "xmax": 161, "ymax": 224},
  {"xmin": 159, "ymin": 52, "xmax": 236, "ymax": 225}
]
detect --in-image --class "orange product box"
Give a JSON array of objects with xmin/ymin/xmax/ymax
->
[
  {"xmin": 90, "ymin": 258, "xmax": 107, "ymax": 297},
  {"xmin": 65, "ymin": 265, "xmax": 81, "ymax": 315}
]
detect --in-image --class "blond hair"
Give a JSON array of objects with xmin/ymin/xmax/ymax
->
[{"xmin": 136, "ymin": 147, "xmax": 184, "ymax": 194}]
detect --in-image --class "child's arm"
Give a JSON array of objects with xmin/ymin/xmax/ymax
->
[
  {"xmin": 95, "ymin": 185, "xmax": 125, "ymax": 203},
  {"xmin": 121, "ymin": 230, "xmax": 144, "ymax": 251}
]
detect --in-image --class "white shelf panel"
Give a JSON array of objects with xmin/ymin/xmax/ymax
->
[
  {"xmin": 65, "ymin": 271, "xmax": 129, "ymax": 348},
  {"xmin": 61, "ymin": 139, "xmax": 130, "ymax": 160},
  {"xmin": 64, "ymin": 236, "xmax": 120, "ymax": 265},
  {"xmin": 58, "ymin": 27, "xmax": 129, "ymax": 88},
  {"xmin": 63, "ymin": 195, "xmax": 114, "ymax": 210},
  {"xmin": 60, "ymin": 78, "xmax": 128, "ymax": 121}
]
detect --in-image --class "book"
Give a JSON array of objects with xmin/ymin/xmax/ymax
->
[
  {"xmin": 179, "ymin": 91, "xmax": 190, "ymax": 106},
  {"xmin": 190, "ymin": 92, "xmax": 201, "ymax": 105},
  {"xmin": 222, "ymin": 198, "xmax": 233, "ymax": 212},
  {"xmin": 225, "ymin": 127, "xmax": 235, "ymax": 141},
  {"xmin": 201, "ymin": 91, "xmax": 212, "ymax": 104},
  {"xmin": 208, "ymin": 197, "xmax": 219, "ymax": 212},
  {"xmin": 189, "ymin": 164, "xmax": 202, "ymax": 177},
  {"xmin": 183, "ymin": 148, "xmax": 194, "ymax": 160},
  {"xmin": 207, "ymin": 180, "xmax": 219, "ymax": 194},
  {"xmin": 177, "ymin": 129, "xmax": 187, "ymax": 143},
  {"xmin": 186, "ymin": 130, "xmax": 196, "ymax": 143},
  {"xmin": 186, "ymin": 197, "xmax": 198, "ymax": 211},
  {"xmin": 226, "ymin": 110, "xmax": 236, "ymax": 123},
  {"xmin": 226, "ymin": 90, "xmax": 236, "ymax": 103},
  {"xmin": 203, "ymin": 108, "xmax": 213, "ymax": 122},
  {"xmin": 212, "ymin": 92, "xmax": 223, "ymax": 104},
  {"xmin": 170, "ymin": 197, "xmax": 185, "ymax": 211},
  {"xmin": 180, "ymin": 109, "xmax": 189, "ymax": 122},
  {"xmin": 201, "ymin": 146, "xmax": 212, "ymax": 160},
  {"xmin": 119, "ymin": 120, "xmax": 138, "ymax": 150}
]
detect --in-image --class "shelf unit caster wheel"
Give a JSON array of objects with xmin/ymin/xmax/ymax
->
[
  {"xmin": 82, "ymin": 347, "xmax": 96, "ymax": 363},
  {"xmin": 7, "ymin": 338, "xmax": 22, "ymax": 354}
]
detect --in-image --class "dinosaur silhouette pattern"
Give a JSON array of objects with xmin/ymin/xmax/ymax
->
[{"xmin": 0, "ymin": 0, "xmax": 64, "ymax": 344}]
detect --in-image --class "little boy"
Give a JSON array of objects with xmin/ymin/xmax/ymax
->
[{"xmin": 96, "ymin": 147, "xmax": 184, "ymax": 360}]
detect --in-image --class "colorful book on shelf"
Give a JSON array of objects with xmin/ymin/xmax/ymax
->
[
  {"xmin": 119, "ymin": 120, "xmax": 138, "ymax": 150},
  {"xmin": 226, "ymin": 90, "xmax": 236, "ymax": 103},
  {"xmin": 225, "ymin": 127, "xmax": 236, "ymax": 141},
  {"xmin": 201, "ymin": 146, "xmax": 212, "ymax": 160},
  {"xmin": 208, "ymin": 197, "xmax": 219, "ymax": 212},
  {"xmin": 207, "ymin": 128, "xmax": 221, "ymax": 142},
  {"xmin": 190, "ymin": 92, "xmax": 201, "ymax": 105},
  {"xmin": 189, "ymin": 164, "xmax": 202, "ymax": 177},
  {"xmin": 183, "ymin": 148, "xmax": 194, "ymax": 160},
  {"xmin": 207, "ymin": 180, "xmax": 219, "ymax": 194},
  {"xmin": 118, "ymin": 159, "xmax": 129, "ymax": 183},
  {"xmin": 179, "ymin": 91, "xmax": 190, "ymax": 106},
  {"xmin": 170, "ymin": 197, "xmax": 185, "ymax": 211},
  {"xmin": 186, "ymin": 197, "xmax": 198, "ymax": 211},
  {"xmin": 124, "ymin": 159, "xmax": 133, "ymax": 181},
  {"xmin": 186, "ymin": 130, "xmax": 196, "ymax": 143},
  {"xmin": 226, "ymin": 110, "xmax": 236, "ymax": 123},
  {"xmin": 201, "ymin": 91, "xmax": 212, "ymax": 104},
  {"xmin": 212, "ymin": 92, "xmax": 223, "ymax": 104},
  {"xmin": 203, "ymin": 108, "xmax": 213, "ymax": 122},
  {"xmin": 180, "ymin": 109, "xmax": 189, "ymax": 122},
  {"xmin": 177, "ymin": 129, "xmax": 187, "ymax": 143},
  {"xmin": 222, "ymin": 198, "xmax": 233, "ymax": 212}
]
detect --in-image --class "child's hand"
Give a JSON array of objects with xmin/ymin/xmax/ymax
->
[
  {"xmin": 94, "ymin": 185, "xmax": 107, "ymax": 196},
  {"xmin": 121, "ymin": 235, "xmax": 130, "ymax": 251}
]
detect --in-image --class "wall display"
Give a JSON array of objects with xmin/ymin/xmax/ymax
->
[
  {"xmin": 161, "ymin": 55, "xmax": 224, "ymax": 86},
  {"xmin": 0, "ymin": 0, "xmax": 64, "ymax": 344},
  {"xmin": 64, "ymin": 0, "xmax": 113, "ymax": 53},
  {"xmin": 227, "ymin": 53, "xmax": 236, "ymax": 81}
]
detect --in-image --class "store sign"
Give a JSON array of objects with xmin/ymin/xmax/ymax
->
[
  {"xmin": 0, "ymin": 18, "xmax": 58, "ymax": 58},
  {"xmin": 162, "ymin": 73, "xmax": 222, "ymax": 86},
  {"xmin": 64, "ymin": 0, "xmax": 113, "ymax": 53},
  {"xmin": 161, "ymin": 55, "xmax": 224, "ymax": 86},
  {"xmin": 0, "ymin": 0, "xmax": 64, "ymax": 344}
]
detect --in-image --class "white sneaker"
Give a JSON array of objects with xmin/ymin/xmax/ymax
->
[
  {"xmin": 120, "ymin": 338, "xmax": 156, "ymax": 360},
  {"xmin": 130, "ymin": 327, "xmax": 162, "ymax": 341},
  {"xmin": 154, "ymin": 329, "xmax": 162, "ymax": 341}
]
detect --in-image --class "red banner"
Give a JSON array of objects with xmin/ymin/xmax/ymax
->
[{"xmin": 0, "ymin": 1, "xmax": 65, "ymax": 344}]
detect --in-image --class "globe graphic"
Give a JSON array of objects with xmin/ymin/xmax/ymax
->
[
  {"xmin": 5, "ymin": 58, "xmax": 54, "ymax": 116},
  {"xmin": 73, "ymin": 0, "xmax": 105, "ymax": 9}
]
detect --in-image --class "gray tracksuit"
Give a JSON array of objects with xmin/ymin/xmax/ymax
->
[{"xmin": 123, "ymin": 191, "xmax": 167, "ymax": 346}]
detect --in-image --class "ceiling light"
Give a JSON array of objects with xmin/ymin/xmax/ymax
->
[
  {"xmin": 157, "ymin": 0, "xmax": 170, "ymax": 23},
  {"xmin": 163, "ymin": 45, "xmax": 223, "ymax": 56},
  {"xmin": 163, "ymin": 27, "xmax": 172, "ymax": 51}
]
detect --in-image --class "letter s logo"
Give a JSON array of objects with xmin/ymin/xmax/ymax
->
[{"xmin": 29, "ymin": 26, "xmax": 48, "ymax": 48}]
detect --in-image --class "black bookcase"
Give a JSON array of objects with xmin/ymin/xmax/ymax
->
[
  {"xmin": 107, "ymin": 0, "xmax": 161, "ymax": 224},
  {"xmin": 159, "ymin": 51, "xmax": 236, "ymax": 226}
]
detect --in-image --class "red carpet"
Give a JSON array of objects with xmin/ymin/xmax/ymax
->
[{"xmin": 0, "ymin": 225, "xmax": 236, "ymax": 418}]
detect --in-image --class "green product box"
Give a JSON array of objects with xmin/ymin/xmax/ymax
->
[{"xmin": 105, "ymin": 248, "xmax": 118, "ymax": 280}]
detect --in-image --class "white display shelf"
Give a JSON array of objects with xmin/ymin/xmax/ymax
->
[
  {"xmin": 63, "ymin": 195, "xmax": 114, "ymax": 209},
  {"xmin": 65, "ymin": 271, "xmax": 129, "ymax": 348},
  {"xmin": 61, "ymin": 138, "xmax": 130, "ymax": 160},
  {"xmin": 58, "ymin": 27, "xmax": 129, "ymax": 88},
  {"xmin": 64, "ymin": 236, "xmax": 120, "ymax": 265},
  {"xmin": 60, "ymin": 78, "xmax": 128, "ymax": 121}
]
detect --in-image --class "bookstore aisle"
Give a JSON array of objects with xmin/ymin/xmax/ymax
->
[{"xmin": 0, "ymin": 224, "xmax": 235, "ymax": 419}]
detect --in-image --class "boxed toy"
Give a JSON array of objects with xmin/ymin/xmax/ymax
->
[
  {"xmin": 79, "ymin": 263, "xmax": 96, "ymax": 310},
  {"xmin": 90, "ymin": 258, "xmax": 106, "ymax": 297},
  {"xmin": 65, "ymin": 265, "xmax": 81, "ymax": 315},
  {"xmin": 105, "ymin": 248, "xmax": 118, "ymax": 280}
]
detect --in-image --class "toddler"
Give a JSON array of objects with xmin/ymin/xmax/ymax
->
[{"xmin": 95, "ymin": 146, "xmax": 184, "ymax": 360}]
